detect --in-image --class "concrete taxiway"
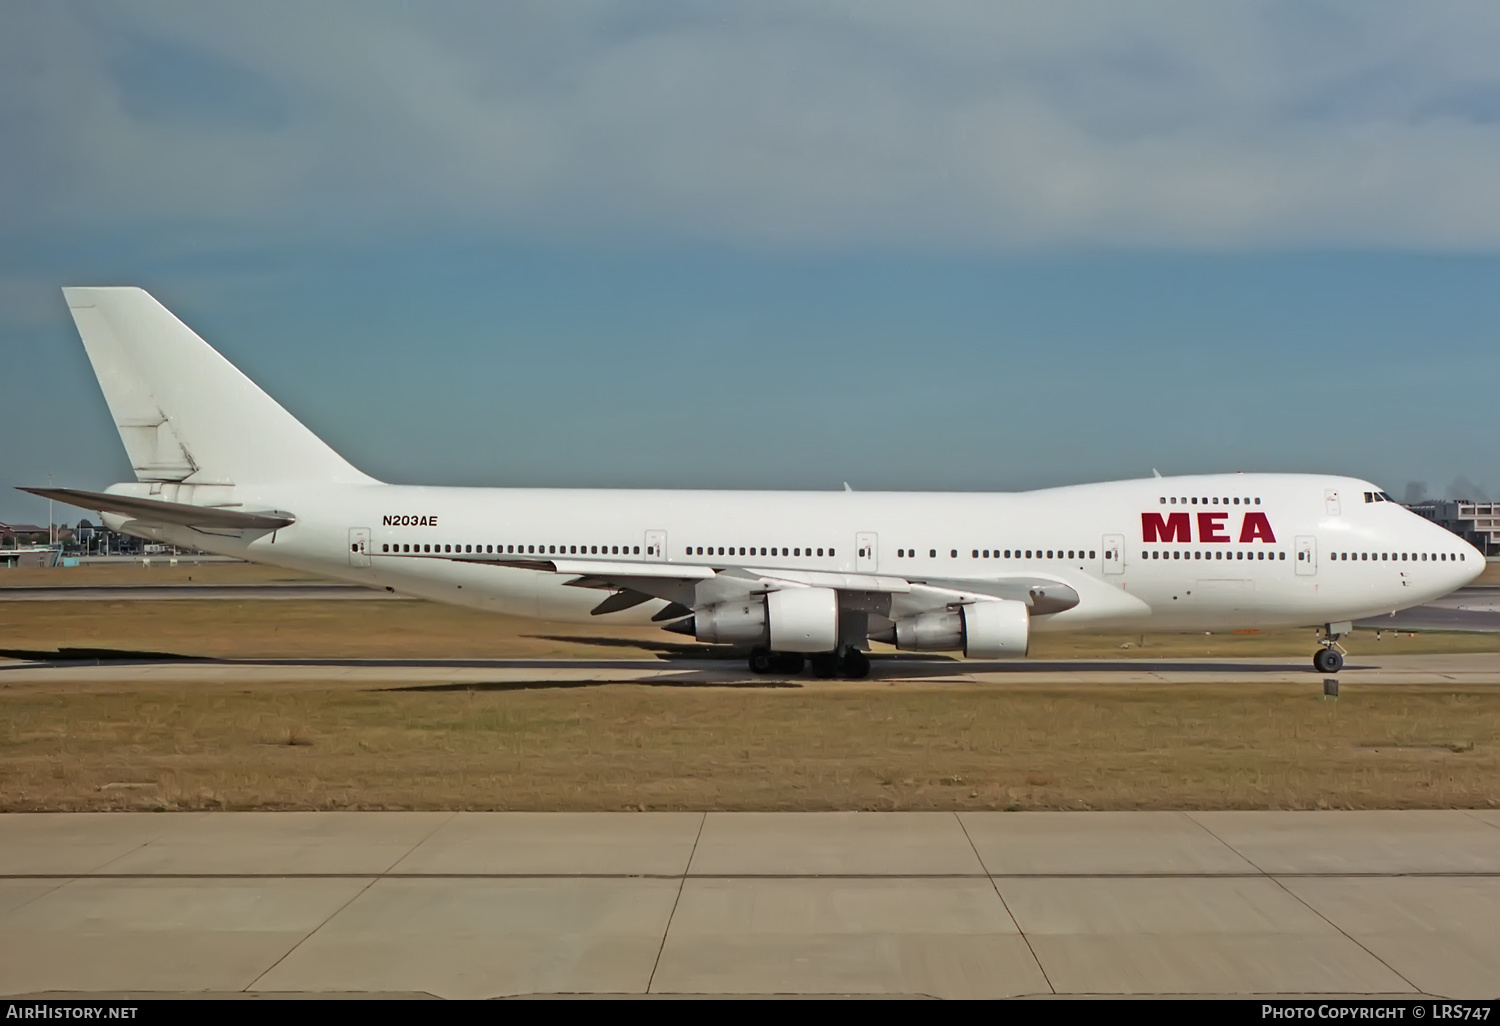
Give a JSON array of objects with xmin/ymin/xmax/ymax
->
[
  {"xmin": 1, "ymin": 652, "xmax": 1497, "ymax": 689},
  {"xmin": 2, "ymin": 811, "xmax": 1497, "ymax": 998}
]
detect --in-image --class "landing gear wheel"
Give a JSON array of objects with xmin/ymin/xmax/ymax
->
[
  {"xmin": 810, "ymin": 653, "xmax": 839, "ymax": 679},
  {"xmin": 771, "ymin": 653, "xmax": 806, "ymax": 675},
  {"xmin": 1313, "ymin": 648, "xmax": 1344, "ymax": 674},
  {"xmin": 841, "ymin": 648, "xmax": 870, "ymax": 680},
  {"xmin": 748, "ymin": 649, "xmax": 774, "ymax": 675}
]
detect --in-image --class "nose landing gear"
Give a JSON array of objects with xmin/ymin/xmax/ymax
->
[{"xmin": 1313, "ymin": 621, "xmax": 1351, "ymax": 674}]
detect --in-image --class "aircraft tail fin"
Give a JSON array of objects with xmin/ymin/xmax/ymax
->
[{"xmin": 62, "ymin": 287, "xmax": 372, "ymax": 486}]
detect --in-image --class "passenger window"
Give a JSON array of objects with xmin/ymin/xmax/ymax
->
[
  {"xmin": 1159, "ymin": 497, "xmax": 1166, "ymax": 504},
  {"xmin": 1191, "ymin": 497, "xmax": 1198, "ymax": 505},
  {"xmin": 829, "ymin": 549, "xmax": 835, "ymax": 557},
  {"xmin": 951, "ymin": 549, "xmax": 958, "ymax": 558},
  {"xmin": 1170, "ymin": 497, "xmax": 1177, "ymax": 504},
  {"xmin": 1089, "ymin": 550, "xmax": 1095, "ymax": 559},
  {"xmin": 818, "ymin": 548, "xmax": 824, "ymax": 556},
  {"xmin": 930, "ymin": 549, "xmax": 937, "ymax": 558}
]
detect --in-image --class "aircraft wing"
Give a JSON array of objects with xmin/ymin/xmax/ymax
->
[
  {"xmin": 447, "ymin": 553, "xmax": 1078, "ymax": 617},
  {"xmin": 17, "ymin": 486, "xmax": 295, "ymax": 531}
]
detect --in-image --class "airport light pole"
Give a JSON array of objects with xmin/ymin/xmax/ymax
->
[{"xmin": 47, "ymin": 473, "xmax": 54, "ymax": 549}]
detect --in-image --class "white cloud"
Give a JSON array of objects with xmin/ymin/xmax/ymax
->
[{"xmin": 6, "ymin": 1, "xmax": 1500, "ymax": 251}]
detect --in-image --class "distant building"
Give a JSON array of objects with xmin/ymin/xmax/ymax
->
[
  {"xmin": 0, "ymin": 522, "xmax": 49, "ymax": 548},
  {"xmin": 1408, "ymin": 500, "xmax": 1500, "ymax": 557}
]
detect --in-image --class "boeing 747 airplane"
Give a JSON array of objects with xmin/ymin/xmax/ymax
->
[{"xmin": 23, "ymin": 287, "xmax": 1484, "ymax": 679}]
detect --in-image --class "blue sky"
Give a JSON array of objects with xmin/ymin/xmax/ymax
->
[{"xmin": 3, "ymin": 2, "xmax": 1499, "ymax": 524}]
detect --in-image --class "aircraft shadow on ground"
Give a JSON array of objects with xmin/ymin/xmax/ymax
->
[
  {"xmin": 944, "ymin": 660, "xmax": 1323, "ymax": 675},
  {"xmin": 0, "ymin": 646, "xmax": 213, "ymax": 664},
  {"xmin": 0, "ymin": 646, "xmax": 1342, "ymax": 677},
  {"xmin": 380, "ymin": 677, "xmax": 803, "ymax": 693},
  {"xmin": 527, "ymin": 634, "xmax": 737, "ymax": 660}
]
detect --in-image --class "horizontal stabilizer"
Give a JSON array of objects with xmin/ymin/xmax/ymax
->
[{"xmin": 18, "ymin": 486, "xmax": 294, "ymax": 531}]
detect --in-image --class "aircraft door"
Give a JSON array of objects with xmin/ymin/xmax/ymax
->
[
  {"xmin": 1102, "ymin": 533, "xmax": 1124, "ymax": 575},
  {"xmin": 645, "ymin": 529, "xmax": 667, "ymax": 562},
  {"xmin": 856, "ymin": 532, "xmax": 878, "ymax": 573},
  {"xmin": 349, "ymin": 528, "xmax": 371, "ymax": 568},
  {"xmin": 1295, "ymin": 535, "xmax": 1317, "ymax": 576}
]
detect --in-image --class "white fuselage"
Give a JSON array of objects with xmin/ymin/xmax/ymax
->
[{"xmin": 107, "ymin": 472, "xmax": 1484, "ymax": 637}]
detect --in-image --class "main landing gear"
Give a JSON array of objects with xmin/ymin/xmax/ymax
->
[
  {"xmin": 748, "ymin": 646, "xmax": 869, "ymax": 680},
  {"xmin": 1313, "ymin": 622, "xmax": 1350, "ymax": 674}
]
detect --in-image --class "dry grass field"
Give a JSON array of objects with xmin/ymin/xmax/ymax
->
[
  {"xmin": 3, "ymin": 675, "xmax": 1497, "ymax": 814},
  {"xmin": 2, "ymin": 561, "xmax": 1498, "ymax": 813}
]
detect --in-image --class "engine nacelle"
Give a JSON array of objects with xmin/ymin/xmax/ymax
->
[
  {"xmin": 695, "ymin": 598, "xmax": 768, "ymax": 645},
  {"xmin": 889, "ymin": 599, "xmax": 1029, "ymax": 658},
  {"xmin": 959, "ymin": 598, "xmax": 1029, "ymax": 658},
  {"xmin": 767, "ymin": 587, "xmax": 840, "ymax": 652}
]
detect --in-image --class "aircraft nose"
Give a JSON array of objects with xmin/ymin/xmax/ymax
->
[{"xmin": 1460, "ymin": 540, "xmax": 1487, "ymax": 583}]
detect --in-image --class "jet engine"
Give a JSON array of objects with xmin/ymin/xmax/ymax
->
[
  {"xmin": 694, "ymin": 599, "xmax": 768, "ymax": 645},
  {"xmin": 766, "ymin": 587, "xmax": 839, "ymax": 652},
  {"xmin": 679, "ymin": 587, "xmax": 841, "ymax": 653},
  {"xmin": 882, "ymin": 598, "xmax": 1028, "ymax": 658}
]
